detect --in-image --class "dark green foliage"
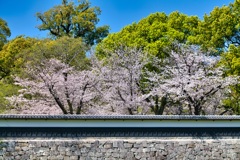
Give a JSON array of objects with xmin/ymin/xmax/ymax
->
[
  {"xmin": 0, "ymin": 18, "xmax": 11, "ymax": 50},
  {"xmin": 36, "ymin": 0, "xmax": 109, "ymax": 45}
]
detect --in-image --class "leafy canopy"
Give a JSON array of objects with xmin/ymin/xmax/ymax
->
[
  {"xmin": 96, "ymin": 11, "xmax": 200, "ymax": 58},
  {"xmin": 0, "ymin": 82, "xmax": 21, "ymax": 113},
  {"xmin": 24, "ymin": 36, "xmax": 89, "ymax": 71},
  {"xmin": 0, "ymin": 18, "xmax": 11, "ymax": 50},
  {"xmin": 219, "ymin": 45, "xmax": 240, "ymax": 114},
  {"xmin": 189, "ymin": 0, "xmax": 240, "ymax": 53},
  {"xmin": 36, "ymin": 0, "xmax": 109, "ymax": 45},
  {"xmin": 0, "ymin": 36, "xmax": 38, "ymax": 80},
  {"xmin": 97, "ymin": 0, "xmax": 239, "ymax": 57}
]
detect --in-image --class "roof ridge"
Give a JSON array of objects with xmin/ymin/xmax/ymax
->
[{"xmin": 0, "ymin": 114, "xmax": 240, "ymax": 120}]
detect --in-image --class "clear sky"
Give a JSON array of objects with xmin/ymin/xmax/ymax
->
[{"xmin": 0, "ymin": 0, "xmax": 235, "ymax": 39}]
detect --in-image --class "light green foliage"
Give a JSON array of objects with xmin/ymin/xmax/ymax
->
[
  {"xmin": 97, "ymin": 0, "xmax": 239, "ymax": 57},
  {"xmin": 189, "ymin": 0, "xmax": 240, "ymax": 53},
  {"xmin": 220, "ymin": 45, "xmax": 240, "ymax": 114},
  {"xmin": 36, "ymin": 0, "xmax": 109, "ymax": 45},
  {"xmin": 0, "ymin": 18, "xmax": 11, "ymax": 50},
  {"xmin": 0, "ymin": 36, "xmax": 38, "ymax": 80},
  {"xmin": 220, "ymin": 45, "xmax": 240, "ymax": 76},
  {"xmin": 96, "ymin": 11, "xmax": 200, "ymax": 58},
  {"xmin": 0, "ymin": 82, "xmax": 21, "ymax": 113},
  {"xmin": 25, "ymin": 36, "xmax": 90, "ymax": 72}
]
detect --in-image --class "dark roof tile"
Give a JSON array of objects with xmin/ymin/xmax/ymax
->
[{"xmin": 0, "ymin": 114, "xmax": 240, "ymax": 120}]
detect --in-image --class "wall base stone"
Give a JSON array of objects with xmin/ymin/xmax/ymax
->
[{"xmin": 1, "ymin": 138, "xmax": 240, "ymax": 159}]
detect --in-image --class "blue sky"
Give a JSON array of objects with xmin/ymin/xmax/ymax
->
[{"xmin": 0, "ymin": 0, "xmax": 235, "ymax": 39}]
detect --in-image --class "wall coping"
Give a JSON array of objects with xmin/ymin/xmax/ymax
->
[
  {"xmin": 1, "ymin": 114, "xmax": 240, "ymax": 120},
  {"xmin": 1, "ymin": 115, "xmax": 240, "ymax": 138}
]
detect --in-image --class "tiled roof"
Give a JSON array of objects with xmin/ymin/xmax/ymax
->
[{"xmin": 1, "ymin": 114, "xmax": 240, "ymax": 120}]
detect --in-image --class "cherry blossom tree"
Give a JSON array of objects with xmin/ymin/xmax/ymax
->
[
  {"xmin": 148, "ymin": 45, "xmax": 238, "ymax": 115},
  {"xmin": 7, "ymin": 43, "xmax": 238, "ymax": 115},
  {"xmin": 92, "ymin": 47, "xmax": 153, "ymax": 115},
  {"xmin": 6, "ymin": 36, "xmax": 101, "ymax": 115},
  {"xmin": 10, "ymin": 46, "xmax": 151, "ymax": 115},
  {"xmin": 9, "ymin": 59, "xmax": 100, "ymax": 115}
]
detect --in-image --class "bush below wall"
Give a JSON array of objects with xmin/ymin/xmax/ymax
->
[{"xmin": 1, "ymin": 138, "xmax": 240, "ymax": 159}]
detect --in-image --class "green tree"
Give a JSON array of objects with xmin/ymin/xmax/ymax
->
[
  {"xmin": 0, "ymin": 18, "xmax": 11, "ymax": 50},
  {"xmin": 97, "ymin": 0, "xmax": 239, "ymax": 57},
  {"xmin": 36, "ymin": 0, "xmax": 109, "ymax": 45},
  {"xmin": 25, "ymin": 36, "xmax": 89, "ymax": 71},
  {"xmin": 220, "ymin": 45, "xmax": 240, "ymax": 114},
  {"xmin": 189, "ymin": 0, "xmax": 240, "ymax": 53},
  {"xmin": 0, "ymin": 36, "xmax": 38, "ymax": 80},
  {"xmin": 96, "ymin": 11, "xmax": 200, "ymax": 58},
  {"xmin": 12, "ymin": 36, "xmax": 91, "ymax": 114},
  {"xmin": 95, "ymin": 12, "xmax": 201, "ymax": 115}
]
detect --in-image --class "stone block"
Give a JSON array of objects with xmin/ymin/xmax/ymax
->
[
  {"xmin": 64, "ymin": 156, "xmax": 70, "ymax": 160},
  {"xmin": 142, "ymin": 141, "xmax": 148, "ymax": 147},
  {"xmin": 58, "ymin": 147, "xmax": 67, "ymax": 152},
  {"xmin": 30, "ymin": 154, "xmax": 37, "ymax": 159},
  {"xmin": 95, "ymin": 152, "xmax": 103, "ymax": 157},
  {"xmin": 28, "ymin": 143, "xmax": 35, "ymax": 148},
  {"xmin": 41, "ymin": 142, "xmax": 48, "ymax": 147},
  {"xmin": 92, "ymin": 140, "xmax": 99, "ymax": 147},
  {"xmin": 119, "ymin": 152, "xmax": 127, "ymax": 159},
  {"xmin": 87, "ymin": 152, "xmax": 95, "ymax": 157},
  {"xmin": 42, "ymin": 151, "xmax": 50, "ymax": 156},
  {"xmin": 135, "ymin": 152, "xmax": 145, "ymax": 159},
  {"xmin": 66, "ymin": 151, "xmax": 73, "ymax": 156},
  {"xmin": 113, "ymin": 141, "xmax": 118, "ymax": 148},
  {"xmin": 155, "ymin": 144, "xmax": 165, "ymax": 150},
  {"xmin": 81, "ymin": 148, "xmax": 87, "ymax": 153},
  {"xmin": 6, "ymin": 147, "xmax": 14, "ymax": 152},
  {"xmin": 73, "ymin": 150, "xmax": 81, "ymax": 156},
  {"xmin": 104, "ymin": 143, "xmax": 112, "ymax": 149},
  {"xmin": 112, "ymin": 152, "xmax": 119, "ymax": 158},
  {"xmin": 14, "ymin": 146, "xmax": 21, "ymax": 152},
  {"xmin": 148, "ymin": 158, "xmax": 156, "ymax": 160},
  {"xmin": 70, "ymin": 156, "xmax": 79, "ymax": 160},
  {"xmin": 118, "ymin": 141, "xmax": 124, "ymax": 149},
  {"xmin": 187, "ymin": 142, "xmax": 196, "ymax": 148},
  {"xmin": 22, "ymin": 147, "xmax": 29, "ymax": 151},
  {"xmin": 48, "ymin": 156, "xmax": 59, "ymax": 160},
  {"xmin": 57, "ymin": 155, "xmax": 64, "ymax": 159},
  {"xmin": 124, "ymin": 143, "xmax": 133, "ymax": 148},
  {"xmin": 142, "ymin": 148, "xmax": 150, "ymax": 152},
  {"xmin": 14, "ymin": 155, "xmax": 21, "ymax": 160},
  {"xmin": 126, "ymin": 152, "xmax": 134, "ymax": 159},
  {"xmin": 84, "ymin": 143, "xmax": 91, "ymax": 148}
]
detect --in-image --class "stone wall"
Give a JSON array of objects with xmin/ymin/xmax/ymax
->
[{"xmin": 1, "ymin": 138, "xmax": 240, "ymax": 160}]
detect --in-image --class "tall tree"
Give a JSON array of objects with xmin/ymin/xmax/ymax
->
[
  {"xmin": 0, "ymin": 36, "xmax": 38, "ymax": 80},
  {"xmin": 219, "ymin": 45, "xmax": 240, "ymax": 114},
  {"xmin": 7, "ymin": 45, "xmax": 239, "ymax": 115},
  {"xmin": 9, "ymin": 59, "xmax": 98, "ymax": 114},
  {"xmin": 97, "ymin": 0, "xmax": 239, "ymax": 57},
  {"xmin": 0, "ymin": 18, "xmax": 11, "ymax": 50},
  {"xmin": 36, "ymin": 0, "xmax": 109, "ymax": 45},
  {"xmin": 92, "ymin": 47, "xmax": 151, "ymax": 115},
  {"xmin": 148, "ymin": 45, "xmax": 238, "ymax": 115},
  {"xmin": 189, "ymin": 0, "xmax": 240, "ymax": 53},
  {"xmin": 8, "ymin": 37, "xmax": 97, "ymax": 114},
  {"xmin": 96, "ymin": 11, "xmax": 200, "ymax": 58},
  {"xmin": 24, "ymin": 36, "xmax": 90, "ymax": 71}
]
